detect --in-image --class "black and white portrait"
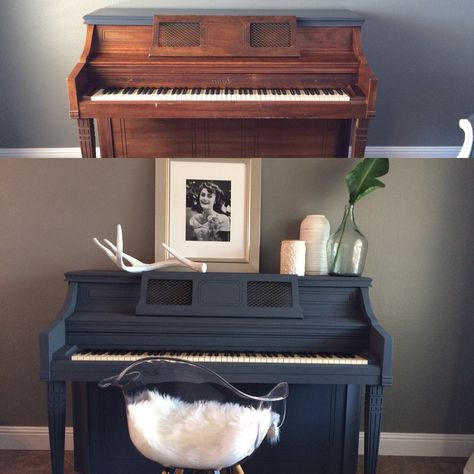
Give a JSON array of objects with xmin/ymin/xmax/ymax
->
[{"xmin": 185, "ymin": 179, "xmax": 231, "ymax": 242}]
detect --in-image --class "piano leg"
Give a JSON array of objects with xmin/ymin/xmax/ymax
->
[
  {"xmin": 364, "ymin": 385, "xmax": 384, "ymax": 474},
  {"xmin": 47, "ymin": 381, "xmax": 66, "ymax": 474},
  {"xmin": 351, "ymin": 118, "xmax": 370, "ymax": 158},
  {"xmin": 77, "ymin": 118, "xmax": 96, "ymax": 158}
]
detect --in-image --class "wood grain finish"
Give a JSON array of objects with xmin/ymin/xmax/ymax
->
[
  {"xmin": 101, "ymin": 118, "xmax": 348, "ymax": 158},
  {"xmin": 77, "ymin": 119, "xmax": 96, "ymax": 158},
  {"xmin": 150, "ymin": 16, "xmax": 299, "ymax": 57},
  {"xmin": 68, "ymin": 12, "xmax": 378, "ymax": 158}
]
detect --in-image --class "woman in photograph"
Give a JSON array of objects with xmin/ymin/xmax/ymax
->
[{"xmin": 188, "ymin": 181, "xmax": 230, "ymax": 241}]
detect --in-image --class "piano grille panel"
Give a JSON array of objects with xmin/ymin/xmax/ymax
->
[
  {"xmin": 158, "ymin": 22, "xmax": 201, "ymax": 47},
  {"xmin": 146, "ymin": 279, "xmax": 193, "ymax": 306},
  {"xmin": 247, "ymin": 281, "xmax": 292, "ymax": 307},
  {"xmin": 250, "ymin": 23, "xmax": 292, "ymax": 48}
]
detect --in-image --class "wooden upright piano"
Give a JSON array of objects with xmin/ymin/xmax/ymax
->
[{"xmin": 68, "ymin": 8, "xmax": 378, "ymax": 158}]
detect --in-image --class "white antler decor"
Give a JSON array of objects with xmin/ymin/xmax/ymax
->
[{"xmin": 93, "ymin": 225, "xmax": 207, "ymax": 273}]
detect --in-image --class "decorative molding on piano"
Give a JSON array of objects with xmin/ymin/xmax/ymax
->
[
  {"xmin": 0, "ymin": 146, "xmax": 462, "ymax": 158},
  {"xmin": 1, "ymin": 426, "xmax": 472, "ymax": 457}
]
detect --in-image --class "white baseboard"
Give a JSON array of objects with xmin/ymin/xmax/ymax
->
[
  {"xmin": 0, "ymin": 146, "xmax": 461, "ymax": 158},
  {"xmin": 363, "ymin": 146, "xmax": 459, "ymax": 158},
  {"xmin": 359, "ymin": 432, "xmax": 474, "ymax": 457},
  {"xmin": 0, "ymin": 148, "xmax": 100, "ymax": 158},
  {"xmin": 1, "ymin": 426, "xmax": 473, "ymax": 457},
  {"xmin": 0, "ymin": 426, "xmax": 74, "ymax": 451}
]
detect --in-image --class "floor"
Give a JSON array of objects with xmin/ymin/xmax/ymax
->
[{"xmin": 0, "ymin": 450, "xmax": 468, "ymax": 473}]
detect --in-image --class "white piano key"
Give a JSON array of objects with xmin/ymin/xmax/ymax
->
[{"xmin": 70, "ymin": 350, "xmax": 368, "ymax": 365}]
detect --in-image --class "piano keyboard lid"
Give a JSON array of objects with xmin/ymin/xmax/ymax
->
[{"xmin": 83, "ymin": 8, "xmax": 365, "ymax": 27}]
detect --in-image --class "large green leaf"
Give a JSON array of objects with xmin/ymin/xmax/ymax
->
[{"xmin": 346, "ymin": 158, "xmax": 389, "ymax": 204}]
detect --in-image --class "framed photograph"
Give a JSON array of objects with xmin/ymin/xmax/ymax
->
[{"xmin": 155, "ymin": 158, "xmax": 261, "ymax": 272}]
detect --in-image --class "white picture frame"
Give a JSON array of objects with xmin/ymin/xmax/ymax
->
[{"xmin": 155, "ymin": 158, "xmax": 261, "ymax": 272}]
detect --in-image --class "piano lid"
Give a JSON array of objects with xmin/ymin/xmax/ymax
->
[{"xmin": 83, "ymin": 8, "xmax": 365, "ymax": 27}]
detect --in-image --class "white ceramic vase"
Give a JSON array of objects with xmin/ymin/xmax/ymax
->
[
  {"xmin": 299, "ymin": 215, "xmax": 330, "ymax": 275},
  {"xmin": 280, "ymin": 240, "xmax": 306, "ymax": 276}
]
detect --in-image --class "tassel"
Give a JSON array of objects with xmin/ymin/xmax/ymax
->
[{"xmin": 266, "ymin": 421, "xmax": 280, "ymax": 445}]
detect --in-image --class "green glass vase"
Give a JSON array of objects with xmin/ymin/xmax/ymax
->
[{"xmin": 327, "ymin": 204, "xmax": 368, "ymax": 276}]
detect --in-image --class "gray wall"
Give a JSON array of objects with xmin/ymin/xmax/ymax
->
[
  {"xmin": 1, "ymin": 0, "xmax": 473, "ymax": 148},
  {"xmin": 1, "ymin": 158, "xmax": 473, "ymax": 435}
]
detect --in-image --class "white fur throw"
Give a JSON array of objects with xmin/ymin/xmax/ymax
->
[{"xmin": 126, "ymin": 391, "xmax": 280, "ymax": 470}]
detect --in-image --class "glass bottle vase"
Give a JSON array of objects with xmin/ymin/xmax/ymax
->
[{"xmin": 327, "ymin": 204, "xmax": 368, "ymax": 276}]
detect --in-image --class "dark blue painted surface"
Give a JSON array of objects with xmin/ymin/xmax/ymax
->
[
  {"xmin": 73, "ymin": 382, "xmax": 360, "ymax": 474},
  {"xmin": 40, "ymin": 270, "xmax": 392, "ymax": 474},
  {"xmin": 83, "ymin": 8, "xmax": 365, "ymax": 27}
]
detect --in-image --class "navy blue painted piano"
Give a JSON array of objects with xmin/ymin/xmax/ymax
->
[{"xmin": 40, "ymin": 271, "xmax": 392, "ymax": 474}]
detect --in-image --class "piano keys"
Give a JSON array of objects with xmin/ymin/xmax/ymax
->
[
  {"xmin": 68, "ymin": 9, "xmax": 378, "ymax": 158},
  {"xmin": 91, "ymin": 87, "xmax": 351, "ymax": 102},
  {"xmin": 40, "ymin": 271, "xmax": 392, "ymax": 474},
  {"xmin": 70, "ymin": 349, "xmax": 368, "ymax": 364}
]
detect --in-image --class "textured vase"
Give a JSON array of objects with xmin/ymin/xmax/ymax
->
[
  {"xmin": 299, "ymin": 215, "xmax": 330, "ymax": 275},
  {"xmin": 327, "ymin": 205, "xmax": 368, "ymax": 276},
  {"xmin": 280, "ymin": 240, "xmax": 306, "ymax": 276}
]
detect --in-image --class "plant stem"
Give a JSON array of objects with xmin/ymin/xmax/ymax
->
[{"xmin": 329, "ymin": 205, "xmax": 350, "ymax": 274}]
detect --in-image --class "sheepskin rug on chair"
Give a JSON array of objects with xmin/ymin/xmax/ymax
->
[{"xmin": 126, "ymin": 391, "xmax": 280, "ymax": 470}]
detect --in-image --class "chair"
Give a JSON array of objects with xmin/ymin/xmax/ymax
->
[
  {"xmin": 99, "ymin": 357, "xmax": 289, "ymax": 474},
  {"xmin": 457, "ymin": 113, "xmax": 474, "ymax": 158}
]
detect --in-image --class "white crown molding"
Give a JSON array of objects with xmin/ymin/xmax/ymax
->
[
  {"xmin": 0, "ymin": 147, "xmax": 461, "ymax": 158},
  {"xmin": 1, "ymin": 426, "xmax": 473, "ymax": 457}
]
